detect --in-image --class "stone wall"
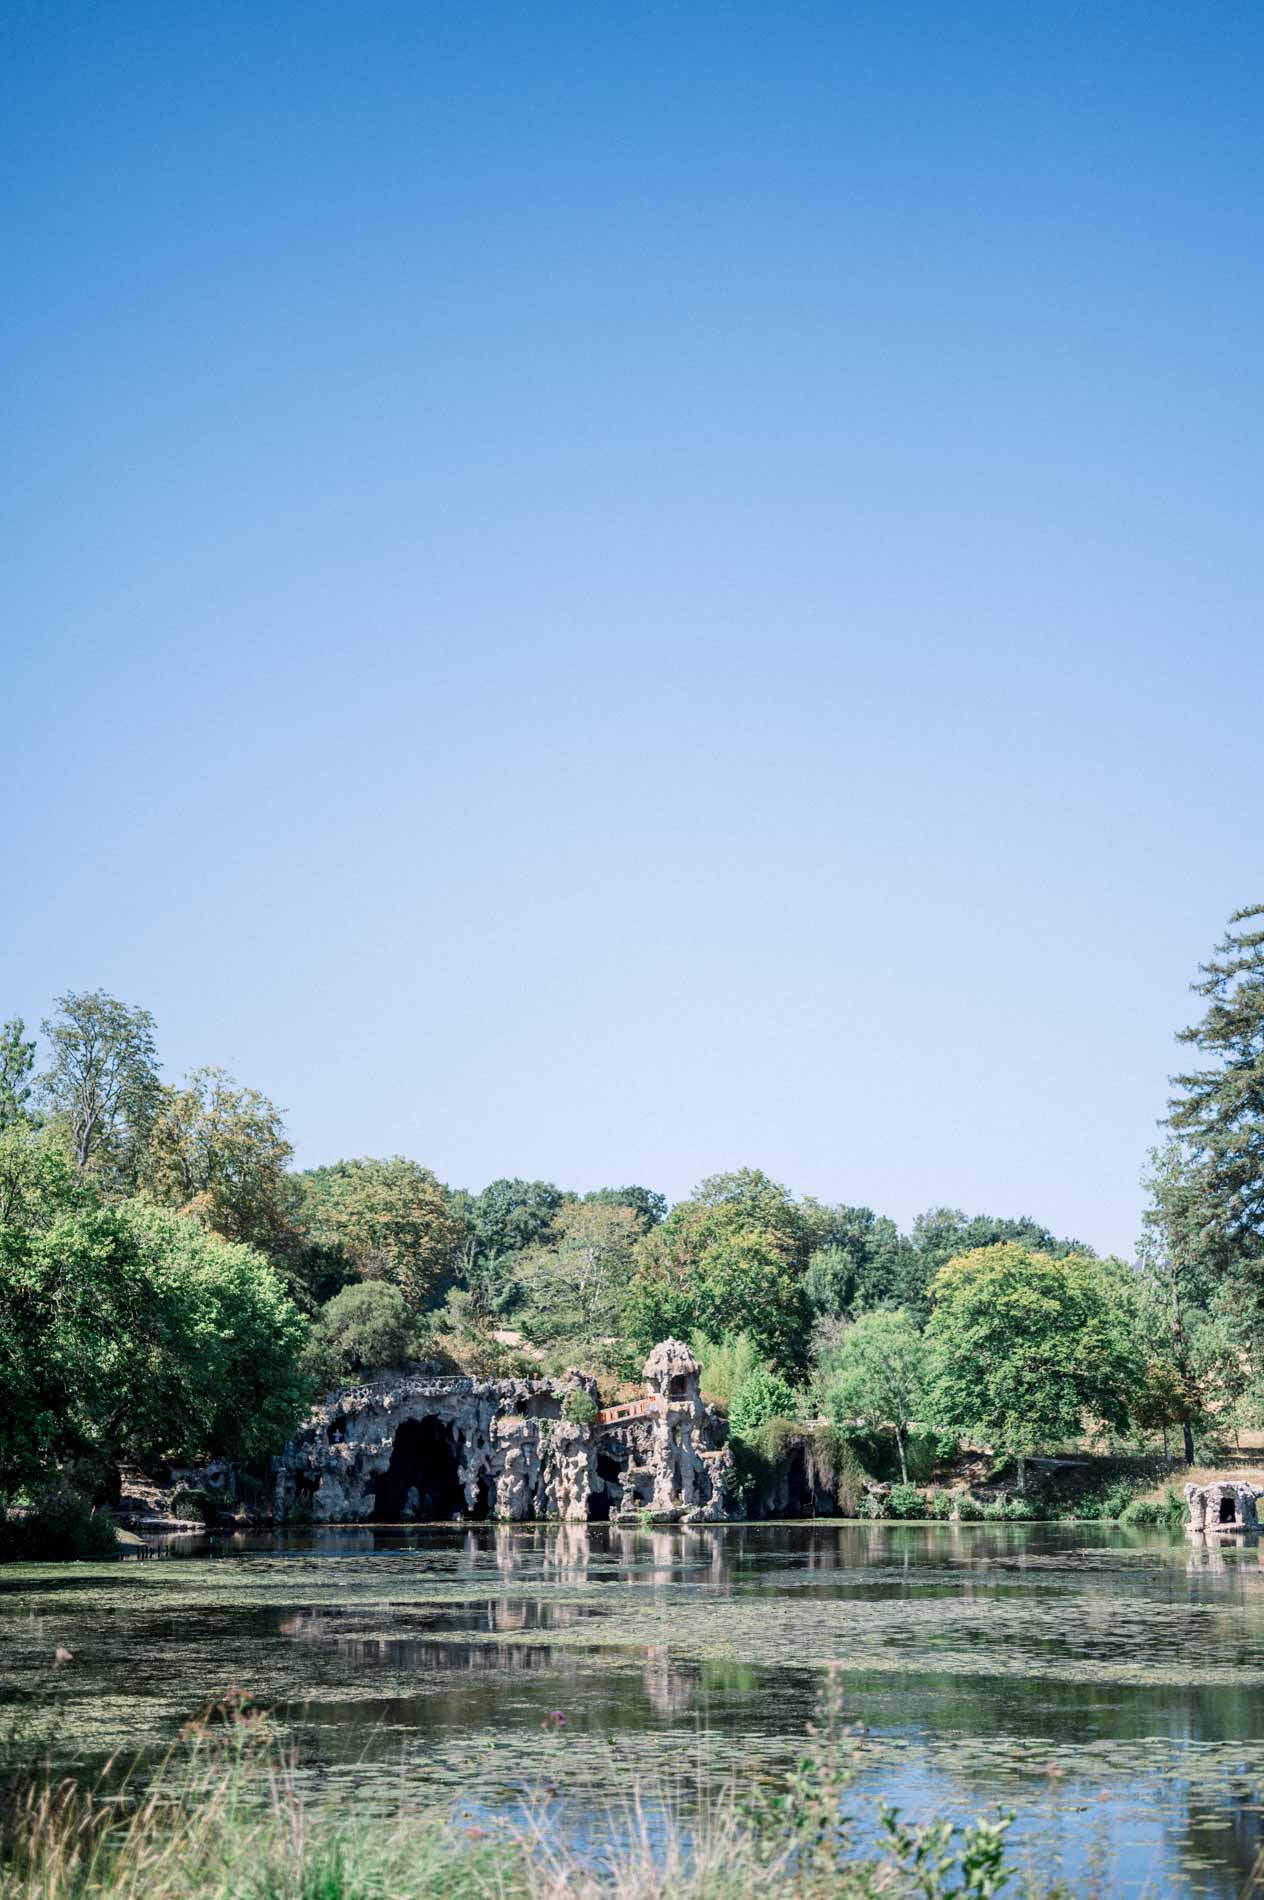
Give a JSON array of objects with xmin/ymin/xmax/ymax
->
[{"xmin": 273, "ymin": 1339, "xmax": 733, "ymax": 1525}]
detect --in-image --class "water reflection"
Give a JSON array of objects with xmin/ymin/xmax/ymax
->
[{"xmin": 6, "ymin": 1520, "xmax": 1264, "ymax": 1897}]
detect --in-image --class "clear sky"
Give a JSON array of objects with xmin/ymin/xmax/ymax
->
[{"xmin": 3, "ymin": 3, "xmax": 1261, "ymax": 1257}]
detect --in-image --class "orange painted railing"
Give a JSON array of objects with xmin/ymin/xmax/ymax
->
[{"xmin": 595, "ymin": 1396, "xmax": 661, "ymax": 1429}]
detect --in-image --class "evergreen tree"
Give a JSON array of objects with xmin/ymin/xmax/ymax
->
[{"xmin": 1167, "ymin": 905, "xmax": 1264, "ymax": 1287}]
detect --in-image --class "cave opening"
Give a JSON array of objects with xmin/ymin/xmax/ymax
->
[
  {"xmin": 373, "ymin": 1416, "xmax": 477, "ymax": 1522},
  {"xmin": 588, "ymin": 1449, "xmax": 624, "ymax": 1521},
  {"xmin": 1219, "ymin": 1495, "xmax": 1237, "ymax": 1524}
]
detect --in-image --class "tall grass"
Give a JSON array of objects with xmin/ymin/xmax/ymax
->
[{"xmin": 0, "ymin": 1681, "xmax": 1060, "ymax": 1899}]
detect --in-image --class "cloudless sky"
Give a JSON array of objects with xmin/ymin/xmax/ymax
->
[{"xmin": 3, "ymin": 3, "xmax": 1261, "ymax": 1257}]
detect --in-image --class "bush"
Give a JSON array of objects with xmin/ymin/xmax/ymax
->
[
  {"xmin": 0, "ymin": 1487, "xmax": 117, "ymax": 1561},
  {"xmin": 693, "ymin": 1332, "xmax": 762, "ymax": 1410},
  {"xmin": 928, "ymin": 1488, "xmax": 955, "ymax": 1520},
  {"xmin": 1120, "ymin": 1487, "xmax": 1185, "ymax": 1528},
  {"xmin": 954, "ymin": 1494, "xmax": 984, "ymax": 1521},
  {"xmin": 1003, "ymin": 1496, "xmax": 1038, "ymax": 1521},
  {"xmin": 561, "ymin": 1388, "xmax": 598, "ymax": 1427},
  {"xmin": 729, "ymin": 1366, "xmax": 799, "ymax": 1438},
  {"xmin": 887, "ymin": 1483, "xmax": 926, "ymax": 1519},
  {"xmin": 304, "ymin": 1281, "xmax": 421, "ymax": 1386},
  {"xmin": 860, "ymin": 1492, "xmax": 886, "ymax": 1519},
  {"xmin": 170, "ymin": 1486, "xmax": 217, "ymax": 1525}
]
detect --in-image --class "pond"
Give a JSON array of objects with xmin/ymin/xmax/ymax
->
[{"xmin": 2, "ymin": 1520, "xmax": 1263, "ymax": 1895}]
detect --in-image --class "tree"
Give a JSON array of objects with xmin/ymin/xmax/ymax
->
[
  {"xmin": 515, "ymin": 1199, "xmax": 640, "ymax": 1344},
  {"xmin": 0, "ymin": 1180, "xmax": 308, "ymax": 1500},
  {"xmin": 0, "ymin": 1019, "xmax": 36, "ymax": 1131},
  {"xmin": 38, "ymin": 990, "xmax": 161, "ymax": 1183},
  {"xmin": 581, "ymin": 1184, "xmax": 666, "ymax": 1231},
  {"xmin": 141, "ymin": 1067, "xmax": 295, "ymax": 1258},
  {"xmin": 926, "ymin": 1244, "xmax": 1145, "ymax": 1486},
  {"xmin": 625, "ymin": 1221, "xmax": 810, "ymax": 1374},
  {"xmin": 304, "ymin": 1281, "xmax": 419, "ymax": 1386},
  {"xmin": 451, "ymin": 1177, "xmax": 567, "ymax": 1315},
  {"xmin": 823, "ymin": 1308, "xmax": 929, "ymax": 1482},
  {"xmin": 729, "ymin": 1364, "xmax": 799, "ymax": 1437},
  {"xmin": 1139, "ymin": 1141, "xmax": 1218, "ymax": 1464},
  {"xmin": 300, "ymin": 1157, "xmax": 462, "ymax": 1310},
  {"xmin": 804, "ymin": 1207, "xmax": 921, "ymax": 1317},
  {"xmin": 1167, "ymin": 904, "xmax": 1264, "ymax": 1289}
]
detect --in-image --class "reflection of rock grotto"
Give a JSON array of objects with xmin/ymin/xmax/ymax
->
[{"xmin": 273, "ymin": 1338, "xmax": 734, "ymax": 1524}]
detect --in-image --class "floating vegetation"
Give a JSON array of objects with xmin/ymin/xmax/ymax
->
[{"xmin": 4, "ymin": 1522, "xmax": 1264, "ymax": 1894}]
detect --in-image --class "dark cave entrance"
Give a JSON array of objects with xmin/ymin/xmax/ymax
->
[
  {"xmin": 588, "ymin": 1448, "xmax": 624, "ymax": 1521},
  {"xmin": 372, "ymin": 1416, "xmax": 476, "ymax": 1522},
  {"xmin": 1219, "ymin": 1495, "xmax": 1238, "ymax": 1524}
]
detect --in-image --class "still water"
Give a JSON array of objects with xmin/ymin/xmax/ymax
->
[{"xmin": 3, "ymin": 1521, "xmax": 1263, "ymax": 1895}]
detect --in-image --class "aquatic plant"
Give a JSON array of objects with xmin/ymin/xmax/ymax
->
[{"xmin": 0, "ymin": 1679, "xmax": 1047, "ymax": 1899}]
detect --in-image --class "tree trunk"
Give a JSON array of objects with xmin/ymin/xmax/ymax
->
[
  {"xmin": 1016, "ymin": 1454, "xmax": 1027, "ymax": 1493},
  {"xmin": 895, "ymin": 1427, "xmax": 907, "ymax": 1484},
  {"xmin": 1170, "ymin": 1261, "xmax": 1197, "ymax": 1468}
]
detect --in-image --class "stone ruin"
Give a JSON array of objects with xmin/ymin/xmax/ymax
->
[
  {"xmin": 1185, "ymin": 1480, "xmax": 1264, "ymax": 1537},
  {"xmin": 273, "ymin": 1337, "xmax": 734, "ymax": 1525}
]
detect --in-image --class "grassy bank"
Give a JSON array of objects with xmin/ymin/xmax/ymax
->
[{"xmin": 0, "ymin": 1687, "xmax": 1054, "ymax": 1899}]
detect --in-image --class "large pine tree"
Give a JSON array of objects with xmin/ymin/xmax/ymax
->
[{"xmin": 1168, "ymin": 904, "xmax": 1264, "ymax": 1288}]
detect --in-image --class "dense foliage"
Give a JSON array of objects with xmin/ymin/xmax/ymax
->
[{"xmin": 5, "ymin": 904, "xmax": 1263, "ymax": 1548}]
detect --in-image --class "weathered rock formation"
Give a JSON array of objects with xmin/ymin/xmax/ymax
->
[
  {"xmin": 1185, "ymin": 1480, "xmax": 1264, "ymax": 1536},
  {"xmin": 273, "ymin": 1338, "xmax": 733, "ymax": 1524}
]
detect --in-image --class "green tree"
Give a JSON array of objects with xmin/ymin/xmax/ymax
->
[
  {"xmin": 926, "ymin": 1244, "xmax": 1144, "ymax": 1486},
  {"xmin": 0, "ymin": 1181, "xmax": 308, "ymax": 1500},
  {"xmin": 451, "ymin": 1177, "xmax": 567, "ymax": 1315},
  {"xmin": 804, "ymin": 1207, "xmax": 921, "ymax": 1317},
  {"xmin": 581, "ymin": 1184, "xmax": 666, "ymax": 1231},
  {"xmin": 515, "ymin": 1199, "xmax": 640, "ymax": 1344},
  {"xmin": 729, "ymin": 1364, "xmax": 799, "ymax": 1437},
  {"xmin": 141, "ymin": 1067, "xmax": 295, "ymax": 1258},
  {"xmin": 1139, "ymin": 1141, "xmax": 1219, "ymax": 1464},
  {"xmin": 823, "ymin": 1308, "xmax": 929, "ymax": 1482},
  {"xmin": 0, "ymin": 1019, "xmax": 36, "ymax": 1132},
  {"xmin": 300, "ymin": 1157, "xmax": 461, "ymax": 1310},
  {"xmin": 1167, "ymin": 904, "xmax": 1264, "ymax": 1289},
  {"xmin": 38, "ymin": 990, "xmax": 161, "ymax": 1184},
  {"xmin": 626, "ymin": 1219, "xmax": 810, "ymax": 1373},
  {"xmin": 304, "ymin": 1281, "xmax": 419, "ymax": 1386}
]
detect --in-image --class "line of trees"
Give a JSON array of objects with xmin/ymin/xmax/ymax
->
[{"xmin": 1, "ymin": 901, "xmax": 1261, "ymax": 1543}]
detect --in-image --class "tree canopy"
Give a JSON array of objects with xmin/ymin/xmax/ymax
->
[{"xmin": 926, "ymin": 1244, "xmax": 1144, "ymax": 1475}]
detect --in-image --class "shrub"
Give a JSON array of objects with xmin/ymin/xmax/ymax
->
[
  {"xmin": 0, "ymin": 1487, "xmax": 117, "ymax": 1561},
  {"xmin": 304, "ymin": 1281, "xmax": 420, "ymax": 1385},
  {"xmin": 170, "ymin": 1486, "xmax": 217, "ymax": 1525},
  {"xmin": 928, "ymin": 1488, "xmax": 955, "ymax": 1519},
  {"xmin": 954, "ymin": 1494, "xmax": 984, "ymax": 1521},
  {"xmin": 887, "ymin": 1483, "xmax": 926, "ymax": 1519},
  {"xmin": 860, "ymin": 1492, "xmax": 886, "ymax": 1519},
  {"xmin": 1003, "ymin": 1496, "xmax": 1038, "ymax": 1521},
  {"xmin": 693, "ymin": 1332, "xmax": 762, "ymax": 1410},
  {"xmin": 1120, "ymin": 1487, "xmax": 1185, "ymax": 1529},
  {"xmin": 561, "ymin": 1388, "xmax": 598, "ymax": 1427},
  {"xmin": 730, "ymin": 1366, "xmax": 799, "ymax": 1438}
]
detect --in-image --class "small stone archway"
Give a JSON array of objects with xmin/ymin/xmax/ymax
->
[{"xmin": 372, "ymin": 1415, "xmax": 475, "ymax": 1522}]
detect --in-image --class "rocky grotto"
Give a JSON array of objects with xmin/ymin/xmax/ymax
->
[
  {"xmin": 1185, "ymin": 1480, "xmax": 1264, "ymax": 1536},
  {"xmin": 272, "ymin": 1338, "xmax": 736, "ymax": 1525}
]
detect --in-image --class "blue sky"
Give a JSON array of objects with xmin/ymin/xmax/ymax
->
[{"xmin": 3, "ymin": 3, "xmax": 1261, "ymax": 1256}]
